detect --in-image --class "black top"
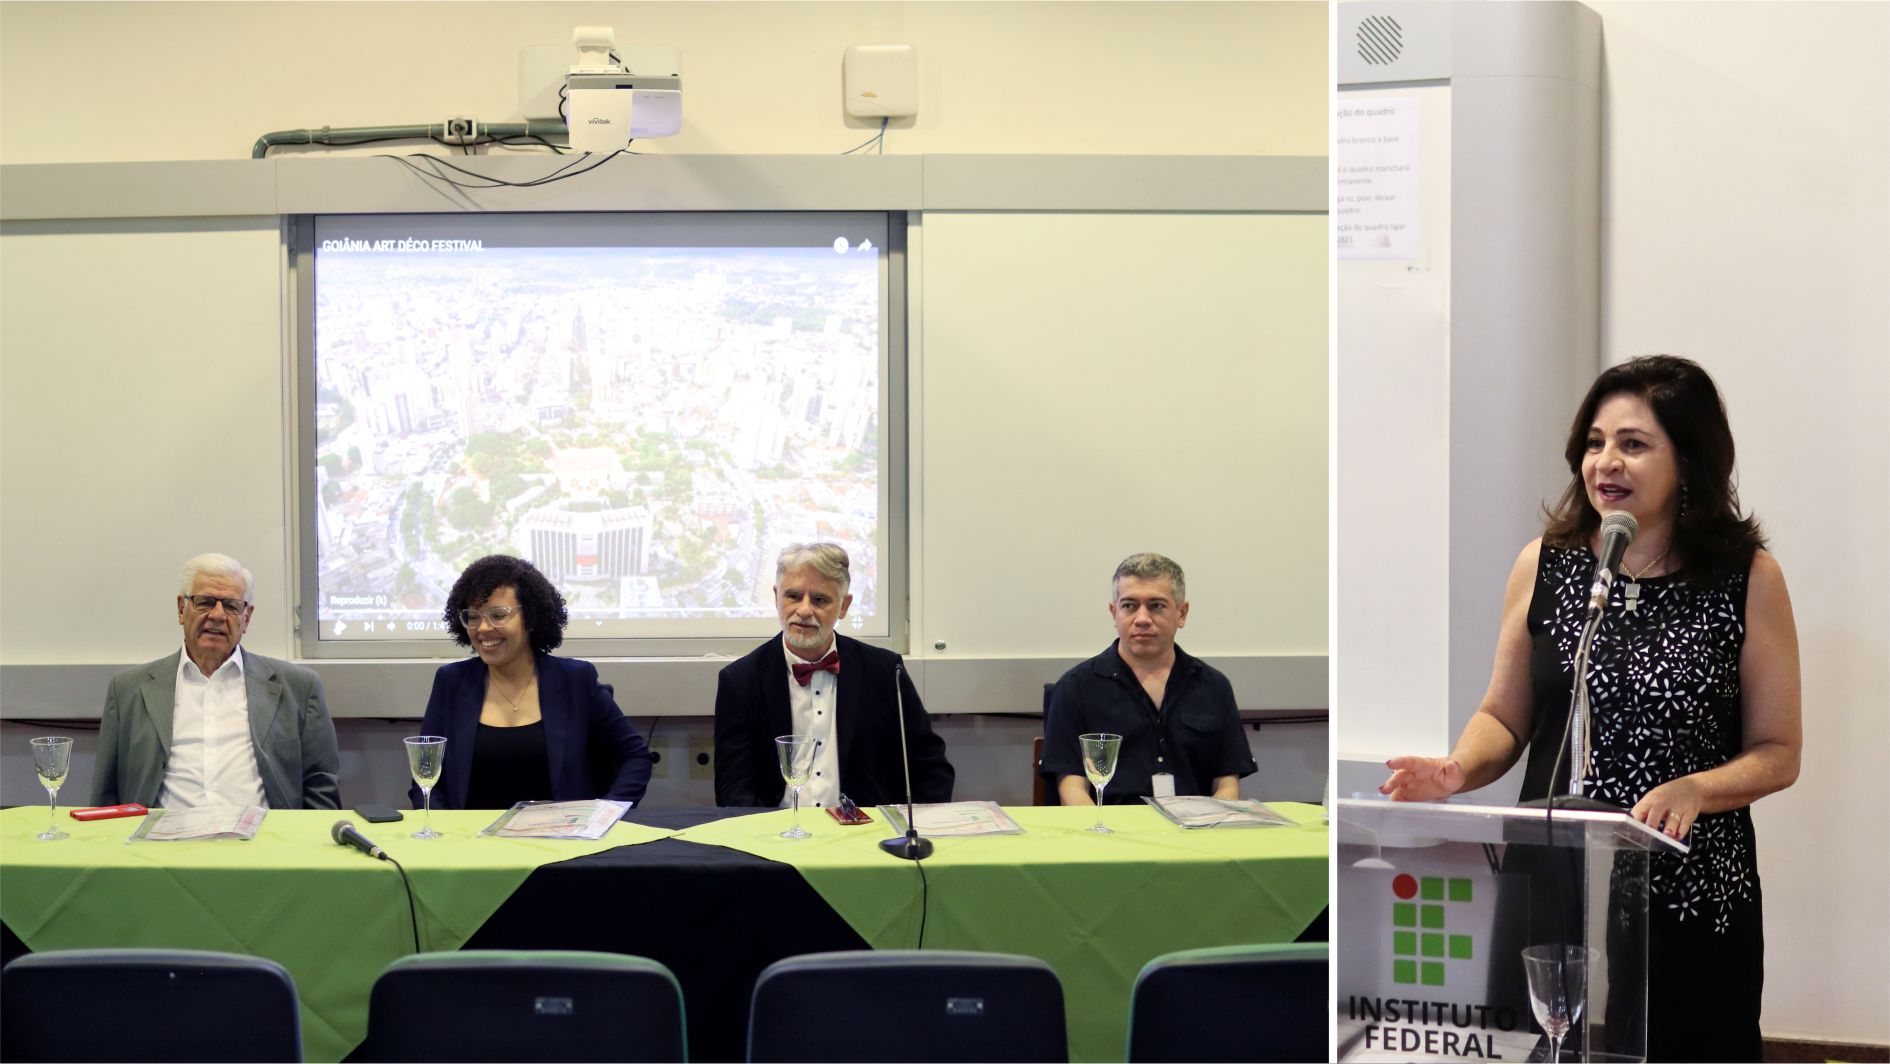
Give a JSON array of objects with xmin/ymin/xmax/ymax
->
[
  {"xmin": 464, "ymin": 720, "xmax": 555, "ymax": 810},
  {"xmin": 712, "ymin": 633, "xmax": 954, "ymax": 808},
  {"xmin": 1042, "ymin": 642, "xmax": 1255, "ymax": 803},
  {"xmin": 1519, "ymin": 543, "xmax": 1764, "ymax": 1061},
  {"xmin": 1521, "ymin": 544, "xmax": 1757, "ymax": 922}
]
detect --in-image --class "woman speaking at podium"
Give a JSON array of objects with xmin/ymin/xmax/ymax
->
[{"xmin": 1379, "ymin": 356, "xmax": 1801, "ymax": 1061}]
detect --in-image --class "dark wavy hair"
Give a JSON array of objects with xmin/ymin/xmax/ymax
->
[
  {"xmin": 443, "ymin": 555, "xmax": 568, "ymax": 653},
  {"xmin": 1543, "ymin": 355, "xmax": 1764, "ymax": 583}
]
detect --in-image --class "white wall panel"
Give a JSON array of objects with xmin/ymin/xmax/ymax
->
[
  {"xmin": 918, "ymin": 211, "xmax": 1328, "ymax": 662},
  {"xmin": 1589, "ymin": 1, "xmax": 1889, "ymax": 1044},
  {"xmin": 0, "ymin": 218, "xmax": 292, "ymax": 661}
]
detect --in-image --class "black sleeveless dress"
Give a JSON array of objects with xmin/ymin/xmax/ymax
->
[{"xmin": 1521, "ymin": 543, "xmax": 1763, "ymax": 1062}]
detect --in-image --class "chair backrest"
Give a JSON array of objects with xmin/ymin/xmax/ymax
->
[
  {"xmin": 1031, "ymin": 735, "xmax": 1049, "ymax": 805},
  {"xmin": 0, "ymin": 948, "xmax": 302, "ymax": 1062},
  {"xmin": 747, "ymin": 950, "xmax": 1066, "ymax": 1063},
  {"xmin": 1037, "ymin": 683, "xmax": 1061, "ymax": 805},
  {"xmin": 363, "ymin": 950, "xmax": 685, "ymax": 1063},
  {"xmin": 1127, "ymin": 942, "xmax": 1328, "ymax": 1063}
]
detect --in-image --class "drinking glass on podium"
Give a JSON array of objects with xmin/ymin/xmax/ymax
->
[
  {"xmin": 404, "ymin": 735, "xmax": 447, "ymax": 839},
  {"xmin": 775, "ymin": 735, "xmax": 818, "ymax": 840},
  {"xmin": 1523, "ymin": 944, "xmax": 1594, "ymax": 1064},
  {"xmin": 30, "ymin": 736, "xmax": 72, "ymax": 841},
  {"xmin": 1079, "ymin": 732, "xmax": 1123, "ymax": 833}
]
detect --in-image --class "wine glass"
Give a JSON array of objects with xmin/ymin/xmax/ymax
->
[
  {"xmin": 1522, "ymin": 944, "xmax": 1594, "ymax": 1064},
  {"xmin": 404, "ymin": 735, "xmax": 447, "ymax": 839},
  {"xmin": 775, "ymin": 735, "xmax": 818, "ymax": 840},
  {"xmin": 30, "ymin": 737, "xmax": 73, "ymax": 841},
  {"xmin": 1079, "ymin": 733, "xmax": 1123, "ymax": 833}
]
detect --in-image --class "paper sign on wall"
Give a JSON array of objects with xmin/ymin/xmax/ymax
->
[{"xmin": 1337, "ymin": 96, "xmax": 1420, "ymax": 261}]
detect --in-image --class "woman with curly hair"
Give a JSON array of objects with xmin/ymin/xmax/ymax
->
[
  {"xmin": 411, "ymin": 554, "xmax": 652, "ymax": 810},
  {"xmin": 1380, "ymin": 355, "xmax": 1801, "ymax": 1061}
]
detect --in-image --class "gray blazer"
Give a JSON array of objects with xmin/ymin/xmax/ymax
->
[{"xmin": 91, "ymin": 649, "xmax": 342, "ymax": 809}]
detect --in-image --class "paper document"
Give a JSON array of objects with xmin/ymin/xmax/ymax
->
[
  {"xmin": 129, "ymin": 806, "xmax": 267, "ymax": 841},
  {"xmin": 1336, "ymin": 95, "xmax": 1421, "ymax": 261},
  {"xmin": 880, "ymin": 801, "xmax": 1025, "ymax": 837},
  {"xmin": 1143, "ymin": 796, "xmax": 1296, "ymax": 829},
  {"xmin": 481, "ymin": 799, "xmax": 632, "ymax": 839}
]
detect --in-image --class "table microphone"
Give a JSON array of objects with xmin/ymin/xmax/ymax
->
[
  {"xmin": 332, "ymin": 819, "xmax": 389, "ymax": 861},
  {"xmin": 879, "ymin": 663, "xmax": 933, "ymax": 861}
]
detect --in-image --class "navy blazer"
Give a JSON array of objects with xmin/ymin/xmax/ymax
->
[
  {"xmin": 713, "ymin": 633, "xmax": 954, "ymax": 808},
  {"xmin": 412, "ymin": 651, "xmax": 652, "ymax": 809}
]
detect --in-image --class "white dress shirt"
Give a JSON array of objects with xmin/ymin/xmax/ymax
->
[
  {"xmin": 159, "ymin": 647, "xmax": 267, "ymax": 810},
  {"xmin": 782, "ymin": 639, "xmax": 842, "ymax": 810}
]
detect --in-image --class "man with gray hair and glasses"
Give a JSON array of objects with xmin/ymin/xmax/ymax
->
[
  {"xmin": 714, "ymin": 542, "xmax": 953, "ymax": 810},
  {"xmin": 91, "ymin": 553, "xmax": 341, "ymax": 810},
  {"xmin": 1043, "ymin": 552, "xmax": 1254, "ymax": 805}
]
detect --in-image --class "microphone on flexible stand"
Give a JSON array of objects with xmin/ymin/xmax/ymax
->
[
  {"xmin": 331, "ymin": 819, "xmax": 390, "ymax": 861},
  {"xmin": 879, "ymin": 663, "xmax": 933, "ymax": 861},
  {"xmin": 1585, "ymin": 511, "xmax": 1639, "ymax": 615},
  {"xmin": 1523, "ymin": 510, "xmax": 1637, "ymax": 812}
]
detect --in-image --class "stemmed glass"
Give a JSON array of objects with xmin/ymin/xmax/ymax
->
[
  {"xmin": 775, "ymin": 735, "xmax": 818, "ymax": 840},
  {"xmin": 404, "ymin": 735, "xmax": 447, "ymax": 840},
  {"xmin": 1522, "ymin": 944, "xmax": 1594, "ymax": 1064},
  {"xmin": 1079, "ymin": 733, "xmax": 1123, "ymax": 833},
  {"xmin": 30, "ymin": 737, "xmax": 73, "ymax": 841}
]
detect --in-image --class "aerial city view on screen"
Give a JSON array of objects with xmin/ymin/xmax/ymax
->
[{"xmin": 313, "ymin": 242, "xmax": 882, "ymax": 639}]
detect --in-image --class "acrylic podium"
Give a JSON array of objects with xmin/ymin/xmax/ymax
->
[{"xmin": 1335, "ymin": 797, "xmax": 1688, "ymax": 1062}]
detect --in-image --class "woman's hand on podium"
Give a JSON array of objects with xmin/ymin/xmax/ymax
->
[
  {"xmin": 1379, "ymin": 756, "xmax": 1465, "ymax": 802},
  {"xmin": 1631, "ymin": 776, "xmax": 1704, "ymax": 840}
]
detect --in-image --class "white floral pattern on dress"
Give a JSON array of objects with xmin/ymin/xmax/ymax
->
[{"xmin": 1539, "ymin": 546, "xmax": 1756, "ymax": 934}]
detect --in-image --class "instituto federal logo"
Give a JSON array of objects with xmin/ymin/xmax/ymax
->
[
  {"xmin": 1344, "ymin": 869, "xmax": 1520, "ymax": 1056},
  {"xmin": 1390, "ymin": 872, "xmax": 1474, "ymax": 986}
]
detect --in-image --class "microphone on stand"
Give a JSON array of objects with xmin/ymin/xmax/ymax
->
[
  {"xmin": 1586, "ymin": 511, "xmax": 1639, "ymax": 615},
  {"xmin": 879, "ymin": 663, "xmax": 933, "ymax": 861},
  {"xmin": 331, "ymin": 820, "xmax": 390, "ymax": 861},
  {"xmin": 1523, "ymin": 510, "xmax": 1637, "ymax": 812}
]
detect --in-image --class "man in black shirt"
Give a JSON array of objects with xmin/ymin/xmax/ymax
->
[{"xmin": 1043, "ymin": 552, "xmax": 1255, "ymax": 804}]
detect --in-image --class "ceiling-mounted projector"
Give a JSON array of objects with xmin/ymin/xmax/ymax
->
[{"xmin": 566, "ymin": 26, "xmax": 682, "ymax": 153}]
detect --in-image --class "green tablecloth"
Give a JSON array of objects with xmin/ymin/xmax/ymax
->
[
  {"xmin": 0, "ymin": 806, "xmax": 674, "ymax": 1062},
  {"xmin": 676, "ymin": 802, "xmax": 1329, "ymax": 1063}
]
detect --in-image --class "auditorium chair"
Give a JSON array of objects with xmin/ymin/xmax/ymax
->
[
  {"xmin": 1126, "ymin": 942, "xmax": 1328, "ymax": 1062},
  {"xmin": 747, "ymin": 950, "xmax": 1066, "ymax": 1062},
  {"xmin": 1, "ymin": 947, "xmax": 302, "ymax": 1062},
  {"xmin": 361, "ymin": 950, "xmax": 686, "ymax": 1062}
]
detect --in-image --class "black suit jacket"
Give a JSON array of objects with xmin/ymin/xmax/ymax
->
[
  {"xmin": 412, "ymin": 651, "xmax": 652, "ymax": 809},
  {"xmin": 713, "ymin": 633, "xmax": 953, "ymax": 808}
]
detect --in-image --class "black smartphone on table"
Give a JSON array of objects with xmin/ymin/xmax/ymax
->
[{"xmin": 355, "ymin": 804, "xmax": 404, "ymax": 823}]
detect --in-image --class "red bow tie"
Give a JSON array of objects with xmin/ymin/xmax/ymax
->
[{"xmin": 791, "ymin": 651, "xmax": 840, "ymax": 687}]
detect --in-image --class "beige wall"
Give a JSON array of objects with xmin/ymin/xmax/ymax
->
[
  {"xmin": 0, "ymin": 1, "xmax": 1329, "ymax": 667},
  {"xmin": 0, "ymin": 1, "xmax": 1326, "ymax": 163}
]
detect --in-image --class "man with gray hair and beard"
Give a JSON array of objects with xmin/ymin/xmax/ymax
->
[
  {"xmin": 92, "ymin": 553, "xmax": 341, "ymax": 809},
  {"xmin": 1043, "ymin": 552, "xmax": 1255, "ymax": 805},
  {"xmin": 714, "ymin": 542, "xmax": 953, "ymax": 810}
]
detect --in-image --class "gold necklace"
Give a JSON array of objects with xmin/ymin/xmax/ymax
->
[
  {"xmin": 1622, "ymin": 543, "xmax": 1669, "ymax": 614},
  {"xmin": 491, "ymin": 671, "xmax": 537, "ymax": 715}
]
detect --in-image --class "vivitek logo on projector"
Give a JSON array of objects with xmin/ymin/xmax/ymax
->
[
  {"xmin": 588, "ymin": 118, "xmax": 613, "ymax": 125},
  {"xmin": 1390, "ymin": 872, "xmax": 1474, "ymax": 986}
]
